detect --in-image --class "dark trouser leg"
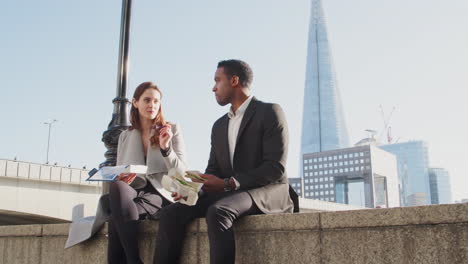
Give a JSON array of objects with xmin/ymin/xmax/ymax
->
[
  {"xmin": 154, "ymin": 193, "xmax": 226, "ymax": 264},
  {"xmin": 205, "ymin": 191, "xmax": 261, "ymax": 264},
  {"xmin": 107, "ymin": 181, "xmax": 162, "ymax": 264},
  {"xmin": 107, "ymin": 219, "xmax": 126, "ymax": 264}
]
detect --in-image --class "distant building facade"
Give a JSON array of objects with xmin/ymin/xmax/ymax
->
[
  {"xmin": 288, "ymin": 177, "xmax": 303, "ymax": 197},
  {"xmin": 429, "ymin": 167, "xmax": 452, "ymax": 204},
  {"xmin": 302, "ymin": 145, "xmax": 399, "ymax": 208},
  {"xmin": 380, "ymin": 141, "xmax": 431, "ymax": 206}
]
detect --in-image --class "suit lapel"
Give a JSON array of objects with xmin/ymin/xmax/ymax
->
[{"xmin": 236, "ymin": 97, "xmax": 258, "ymax": 145}]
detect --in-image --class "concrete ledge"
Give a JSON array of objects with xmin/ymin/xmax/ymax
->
[
  {"xmin": 0, "ymin": 203, "xmax": 466, "ymax": 264},
  {"xmin": 321, "ymin": 203, "xmax": 468, "ymax": 229},
  {"xmin": 0, "ymin": 225, "xmax": 42, "ymax": 237}
]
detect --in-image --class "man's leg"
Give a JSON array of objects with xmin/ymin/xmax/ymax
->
[
  {"xmin": 205, "ymin": 191, "xmax": 262, "ymax": 264},
  {"xmin": 154, "ymin": 193, "xmax": 225, "ymax": 264}
]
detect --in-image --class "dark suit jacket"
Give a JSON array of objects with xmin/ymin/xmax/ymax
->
[{"xmin": 205, "ymin": 97, "xmax": 293, "ymax": 214}]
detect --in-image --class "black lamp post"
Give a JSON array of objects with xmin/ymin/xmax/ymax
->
[{"xmin": 100, "ymin": 0, "xmax": 133, "ymax": 174}]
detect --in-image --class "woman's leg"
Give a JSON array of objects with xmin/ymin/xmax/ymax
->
[
  {"xmin": 107, "ymin": 219, "xmax": 127, "ymax": 264},
  {"xmin": 108, "ymin": 181, "xmax": 141, "ymax": 264}
]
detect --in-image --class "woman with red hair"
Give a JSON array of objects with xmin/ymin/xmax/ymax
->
[{"xmin": 106, "ymin": 81, "xmax": 187, "ymax": 263}]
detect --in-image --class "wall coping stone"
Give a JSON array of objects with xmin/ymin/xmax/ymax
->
[
  {"xmin": 0, "ymin": 224, "xmax": 42, "ymax": 237},
  {"xmin": 320, "ymin": 203, "xmax": 468, "ymax": 229},
  {"xmin": 2, "ymin": 203, "xmax": 466, "ymax": 238}
]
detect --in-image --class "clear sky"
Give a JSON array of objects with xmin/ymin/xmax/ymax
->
[{"xmin": 1, "ymin": 0, "xmax": 467, "ymax": 201}]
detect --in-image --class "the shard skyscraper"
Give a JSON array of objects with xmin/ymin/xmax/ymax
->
[{"xmin": 300, "ymin": 0, "xmax": 349, "ymax": 160}]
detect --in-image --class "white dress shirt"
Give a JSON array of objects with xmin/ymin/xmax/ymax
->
[{"xmin": 227, "ymin": 95, "xmax": 253, "ymax": 189}]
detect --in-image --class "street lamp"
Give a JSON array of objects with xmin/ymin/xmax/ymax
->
[
  {"xmin": 100, "ymin": 0, "xmax": 133, "ymax": 195},
  {"xmin": 100, "ymin": 0, "xmax": 133, "ymax": 169},
  {"xmin": 43, "ymin": 119, "xmax": 58, "ymax": 164}
]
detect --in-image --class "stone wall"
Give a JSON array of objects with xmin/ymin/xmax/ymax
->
[{"xmin": 0, "ymin": 203, "xmax": 466, "ymax": 264}]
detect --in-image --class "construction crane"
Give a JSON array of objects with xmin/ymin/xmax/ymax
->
[{"xmin": 379, "ymin": 105, "xmax": 395, "ymax": 144}]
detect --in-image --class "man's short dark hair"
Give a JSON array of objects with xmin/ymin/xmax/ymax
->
[{"xmin": 217, "ymin": 59, "xmax": 253, "ymax": 88}]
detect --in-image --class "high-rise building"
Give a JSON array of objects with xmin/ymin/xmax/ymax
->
[
  {"xmin": 288, "ymin": 178, "xmax": 303, "ymax": 197},
  {"xmin": 379, "ymin": 141, "xmax": 431, "ymax": 206},
  {"xmin": 302, "ymin": 145, "xmax": 399, "ymax": 208},
  {"xmin": 429, "ymin": 168, "xmax": 452, "ymax": 204},
  {"xmin": 300, "ymin": 0, "xmax": 349, "ymax": 161}
]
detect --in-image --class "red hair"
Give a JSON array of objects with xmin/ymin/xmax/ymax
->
[{"xmin": 129, "ymin": 82, "xmax": 167, "ymax": 147}]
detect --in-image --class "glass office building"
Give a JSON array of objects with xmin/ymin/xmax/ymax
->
[
  {"xmin": 288, "ymin": 177, "xmax": 303, "ymax": 197},
  {"xmin": 429, "ymin": 168, "xmax": 452, "ymax": 204},
  {"xmin": 380, "ymin": 141, "xmax": 431, "ymax": 206},
  {"xmin": 302, "ymin": 145, "xmax": 399, "ymax": 208},
  {"xmin": 300, "ymin": 0, "xmax": 349, "ymax": 162}
]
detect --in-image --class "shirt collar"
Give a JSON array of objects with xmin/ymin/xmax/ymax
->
[{"xmin": 228, "ymin": 95, "xmax": 253, "ymax": 119}]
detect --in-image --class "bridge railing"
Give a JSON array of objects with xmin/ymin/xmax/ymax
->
[{"xmin": 0, "ymin": 159, "xmax": 100, "ymax": 187}]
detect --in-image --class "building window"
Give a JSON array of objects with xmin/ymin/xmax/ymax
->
[{"xmin": 339, "ymin": 155, "xmax": 343, "ymax": 159}]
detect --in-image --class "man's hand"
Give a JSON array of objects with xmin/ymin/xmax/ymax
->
[
  {"xmin": 198, "ymin": 173, "xmax": 224, "ymax": 193},
  {"xmin": 116, "ymin": 173, "xmax": 137, "ymax": 184},
  {"xmin": 171, "ymin": 192, "xmax": 183, "ymax": 201}
]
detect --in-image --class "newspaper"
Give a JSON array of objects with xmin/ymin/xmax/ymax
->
[{"xmin": 161, "ymin": 168, "xmax": 204, "ymax": 206}]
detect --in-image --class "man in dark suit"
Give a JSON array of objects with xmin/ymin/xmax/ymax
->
[{"xmin": 154, "ymin": 59, "xmax": 293, "ymax": 264}]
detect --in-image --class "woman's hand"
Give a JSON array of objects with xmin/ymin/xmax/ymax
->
[
  {"xmin": 158, "ymin": 124, "xmax": 173, "ymax": 150},
  {"xmin": 116, "ymin": 173, "xmax": 137, "ymax": 184}
]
